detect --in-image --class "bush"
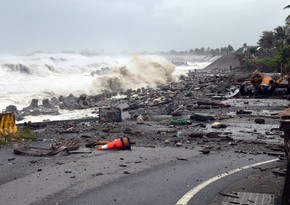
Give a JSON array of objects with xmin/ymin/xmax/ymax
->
[
  {"xmin": 13, "ymin": 127, "xmax": 36, "ymax": 141},
  {"xmin": 1, "ymin": 127, "xmax": 37, "ymax": 144},
  {"xmin": 246, "ymin": 56, "xmax": 281, "ymax": 72}
]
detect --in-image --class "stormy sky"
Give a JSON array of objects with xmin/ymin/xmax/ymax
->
[{"xmin": 0, "ymin": 0, "xmax": 289, "ymax": 54}]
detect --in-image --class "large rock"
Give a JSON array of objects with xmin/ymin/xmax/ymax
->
[
  {"xmin": 42, "ymin": 98, "xmax": 57, "ymax": 109},
  {"xmin": 30, "ymin": 99, "xmax": 39, "ymax": 108},
  {"xmin": 59, "ymin": 94, "xmax": 78, "ymax": 110},
  {"xmin": 78, "ymin": 94, "xmax": 91, "ymax": 109},
  {"xmin": 99, "ymin": 107, "xmax": 122, "ymax": 123},
  {"xmin": 190, "ymin": 113, "xmax": 215, "ymax": 121},
  {"xmin": 5, "ymin": 105, "xmax": 24, "ymax": 121}
]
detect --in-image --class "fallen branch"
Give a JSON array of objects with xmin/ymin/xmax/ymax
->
[
  {"xmin": 196, "ymin": 100, "xmax": 230, "ymax": 108},
  {"xmin": 14, "ymin": 139, "xmax": 81, "ymax": 156}
]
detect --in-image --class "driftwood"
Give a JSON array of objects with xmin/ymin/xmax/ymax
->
[
  {"xmin": 14, "ymin": 139, "xmax": 81, "ymax": 156},
  {"xmin": 85, "ymin": 140, "xmax": 111, "ymax": 148},
  {"xmin": 196, "ymin": 100, "xmax": 230, "ymax": 108}
]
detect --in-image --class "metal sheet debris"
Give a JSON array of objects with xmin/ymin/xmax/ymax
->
[{"xmin": 0, "ymin": 112, "xmax": 17, "ymax": 136}]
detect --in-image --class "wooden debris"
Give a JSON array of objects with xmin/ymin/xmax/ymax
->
[{"xmin": 196, "ymin": 100, "xmax": 230, "ymax": 108}]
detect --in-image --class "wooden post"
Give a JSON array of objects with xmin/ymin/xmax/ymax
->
[{"xmin": 280, "ymin": 119, "xmax": 290, "ymax": 205}]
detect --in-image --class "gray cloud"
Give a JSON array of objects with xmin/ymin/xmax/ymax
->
[{"xmin": 0, "ymin": 0, "xmax": 289, "ymax": 54}]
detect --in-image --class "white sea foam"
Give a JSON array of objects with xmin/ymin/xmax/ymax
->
[
  {"xmin": 91, "ymin": 55, "xmax": 176, "ymax": 93},
  {"xmin": 0, "ymin": 52, "xmax": 216, "ymax": 122}
]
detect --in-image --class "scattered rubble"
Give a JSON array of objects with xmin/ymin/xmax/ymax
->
[{"xmin": 0, "ymin": 65, "xmax": 287, "ymax": 164}]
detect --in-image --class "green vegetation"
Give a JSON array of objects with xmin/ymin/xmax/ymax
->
[
  {"xmin": 13, "ymin": 127, "xmax": 36, "ymax": 141},
  {"xmin": 156, "ymin": 44, "xmax": 235, "ymax": 56},
  {"xmin": 0, "ymin": 138, "xmax": 8, "ymax": 145},
  {"xmin": 246, "ymin": 57, "xmax": 281, "ymax": 72},
  {"xmin": 0, "ymin": 127, "xmax": 36, "ymax": 145},
  {"xmin": 237, "ymin": 5, "xmax": 290, "ymax": 73}
]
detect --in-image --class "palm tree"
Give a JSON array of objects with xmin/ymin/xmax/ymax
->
[
  {"xmin": 274, "ymin": 26, "xmax": 286, "ymax": 39},
  {"xmin": 258, "ymin": 31, "xmax": 276, "ymax": 49},
  {"xmin": 284, "ymin": 5, "xmax": 290, "ymax": 23},
  {"xmin": 284, "ymin": 5, "xmax": 290, "ymax": 44}
]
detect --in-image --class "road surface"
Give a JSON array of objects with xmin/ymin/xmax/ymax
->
[{"xmin": 35, "ymin": 148, "xmax": 281, "ymax": 205}]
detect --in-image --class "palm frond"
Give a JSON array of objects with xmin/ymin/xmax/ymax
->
[{"xmin": 286, "ymin": 14, "xmax": 290, "ymax": 22}]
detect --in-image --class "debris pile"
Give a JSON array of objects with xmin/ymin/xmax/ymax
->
[{"xmin": 2, "ymin": 65, "xmax": 287, "ymax": 158}]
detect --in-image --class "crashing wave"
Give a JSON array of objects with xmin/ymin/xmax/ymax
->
[
  {"xmin": 91, "ymin": 55, "xmax": 176, "ymax": 93},
  {"xmin": 3, "ymin": 63, "xmax": 32, "ymax": 74}
]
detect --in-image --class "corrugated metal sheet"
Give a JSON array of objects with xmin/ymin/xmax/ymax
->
[{"xmin": 0, "ymin": 112, "xmax": 17, "ymax": 136}]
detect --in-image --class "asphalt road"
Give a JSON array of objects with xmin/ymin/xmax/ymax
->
[{"xmin": 45, "ymin": 150, "xmax": 280, "ymax": 205}]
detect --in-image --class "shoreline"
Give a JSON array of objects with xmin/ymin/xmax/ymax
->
[{"xmin": 0, "ymin": 54, "xmax": 287, "ymax": 204}]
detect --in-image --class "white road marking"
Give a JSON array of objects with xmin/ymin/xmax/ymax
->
[{"xmin": 175, "ymin": 158, "xmax": 278, "ymax": 205}]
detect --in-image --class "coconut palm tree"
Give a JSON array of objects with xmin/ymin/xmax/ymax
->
[
  {"xmin": 274, "ymin": 26, "xmax": 286, "ymax": 39},
  {"xmin": 284, "ymin": 5, "xmax": 290, "ymax": 44},
  {"xmin": 258, "ymin": 31, "xmax": 276, "ymax": 49}
]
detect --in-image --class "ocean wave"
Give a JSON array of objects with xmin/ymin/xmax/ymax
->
[
  {"xmin": 0, "ymin": 52, "xmax": 121, "ymax": 77},
  {"xmin": 91, "ymin": 55, "xmax": 176, "ymax": 93},
  {"xmin": 3, "ymin": 63, "xmax": 32, "ymax": 74},
  {"xmin": 0, "ymin": 53, "xmax": 215, "ymax": 113}
]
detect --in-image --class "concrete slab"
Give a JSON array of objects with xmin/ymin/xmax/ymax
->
[{"xmin": 221, "ymin": 192, "xmax": 275, "ymax": 205}]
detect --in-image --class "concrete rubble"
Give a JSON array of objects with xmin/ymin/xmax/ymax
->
[
  {"xmin": 1, "ymin": 63, "xmax": 289, "ymax": 204},
  {"xmin": 4, "ymin": 66, "xmax": 287, "ymax": 155}
]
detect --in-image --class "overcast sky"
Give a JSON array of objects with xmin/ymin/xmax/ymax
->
[{"xmin": 0, "ymin": 0, "xmax": 289, "ymax": 54}]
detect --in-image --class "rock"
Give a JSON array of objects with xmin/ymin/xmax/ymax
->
[
  {"xmin": 121, "ymin": 111, "xmax": 131, "ymax": 120},
  {"xmin": 58, "ymin": 95, "xmax": 65, "ymax": 102},
  {"xmin": 30, "ymin": 109, "xmax": 41, "ymax": 116},
  {"xmin": 59, "ymin": 94, "xmax": 79, "ymax": 110},
  {"xmin": 50, "ymin": 97, "xmax": 59, "ymax": 106},
  {"xmin": 78, "ymin": 94, "xmax": 91, "ymax": 109},
  {"xmin": 206, "ymin": 132, "xmax": 219, "ymax": 138},
  {"xmin": 200, "ymin": 149, "xmax": 210, "ymax": 154},
  {"xmin": 42, "ymin": 98, "xmax": 57, "ymax": 109},
  {"xmin": 199, "ymin": 105, "xmax": 212, "ymax": 109},
  {"xmin": 5, "ymin": 105, "xmax": 20, "ymax": 114},
  {"xmin": 30, "ymin": 99, "xmax": 39, "ymax": 108},
  {"xmin": 41, "ymin": 108, "xmax": 60, "ymax": 115},
  {"xmin": 189, "ymin": 132, "xmax": 204, "ymax": 138},
  {"xmin": 228, "ymin": 141, "xmax": 238, "ymax": 145},
  {"xmin": 117, "ymin": 102, "xmax": 130, "ymax": 110},
  {"xmin": 175, "ymin": 142, "xmax": 183, "ymax": 147},
  {"xmin": 5, "ymin": 105, "xmax": 24, "ymax": 121},
  {"xmin": 22, "ymin": 99, "xmax": 39, "ymax": 112},
  {"xmin": 99, "ymin": 107, "xmax": 122, "ymax": 123},
  {"xmin": 211, "ymin": 122, "xmax": 227, "ymax": 128},
  {"xmin": 129, "ymin": 102, "xmax": 142, "ymax": 110},
  {"xmin": 137, "ymin": 115, "xmax": 150, "ymax": 122},
  {"xmin": 237, "ymin": 110, "xmax": 252, "ymax": 114},
  {"xmin": 254, "ymin": 118, "xmax": 265, "ymax": 124},
  {"xmin": 190, "ymin": 113, "xmax": 215, "ymax": 121}
]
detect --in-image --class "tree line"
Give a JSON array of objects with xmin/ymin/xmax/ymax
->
[
  {"xmin": 238, "ymin": 4, "xmax": 290, "ymax": 73},
  {"xmin": 165, "ymin": 45, "xmax": 235, "ymax": 56}
]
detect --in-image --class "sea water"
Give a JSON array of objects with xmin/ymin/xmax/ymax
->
[{"xmin": 0, "ymin": 52, "xmax": 217, "ymax": 122}]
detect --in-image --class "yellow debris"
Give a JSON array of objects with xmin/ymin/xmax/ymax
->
[{"xmin": 0, "ymin": 112, "xmax": 17, "ymax": 137}]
